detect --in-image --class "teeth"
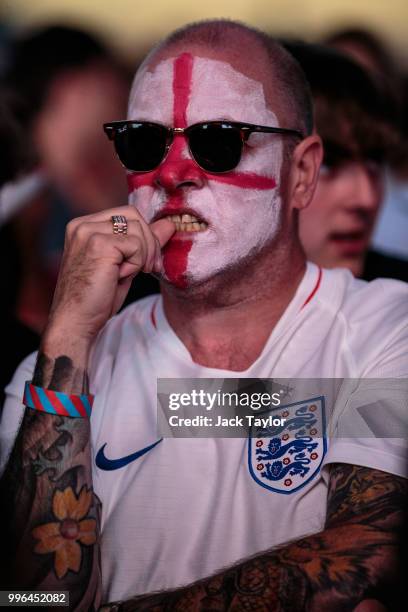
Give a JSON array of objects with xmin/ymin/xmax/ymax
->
[{"xmin": 166, "ymin": 214, "xmax": 208, "ymax": 232}]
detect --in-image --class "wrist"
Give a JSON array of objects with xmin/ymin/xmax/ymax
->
[
  {"xmin": 41, "ymin": 322, "xmax": 93, "ymax": 364},
  {"xmin": 24, "ymin": 382, "xmax": 94, "ymax": 418},
  {"xmin": 34, "ymin": 324, "xmax": 93, "ymax": 394}
]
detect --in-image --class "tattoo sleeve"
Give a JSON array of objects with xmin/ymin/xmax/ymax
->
[
  {"xmin": 105, "ymin": 464, "xmax": 407, "ymax": 612},
  {"xmin": 0, "ymin": 351, "xmax": 101, "ymax": 611}
]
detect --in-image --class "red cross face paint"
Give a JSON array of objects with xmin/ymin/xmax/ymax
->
[{"xmin": 127, "ymin": 53, "xmax": 284, "ymax": 288}]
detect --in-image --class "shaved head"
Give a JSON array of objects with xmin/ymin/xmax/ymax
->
[
  {"xmin": 136, "ymin": 19, "xmax": 313, "ymax": 136},
  {"xmin": 125, "ymin": 20, "xmax": 318, "ymax": 289}
]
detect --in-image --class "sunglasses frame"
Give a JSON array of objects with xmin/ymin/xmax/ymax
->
[{"xmin": 103, "ymin": 120, "xmax": 304, "ymax": 174}]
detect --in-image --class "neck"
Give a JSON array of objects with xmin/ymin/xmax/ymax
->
[{"xmin": 161, "ymin": 238, "xmax": 306, "ymax": 371}]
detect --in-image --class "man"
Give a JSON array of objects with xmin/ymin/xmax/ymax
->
[
  {"xmin": 1, "ymin": 20, "xmax": 407, "ymax": 611},
  {"xmin": 1, "ymin": 26, "xmax": 132, "ymax": 334},
  {"xmin": 0, "ymin": 91, "xmax": 40, "ymax": 404},
  {"xmin": 284, "ymin": 42, "xmax": 406, "ymax": 281},
  {"xmin": 325, "ymin": 28, "xmax": 408, "ymax": 270}
]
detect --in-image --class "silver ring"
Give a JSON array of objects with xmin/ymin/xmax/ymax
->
[{"xmin": 111, "ymin": 215, "xmax": 128, "ymax": 235}]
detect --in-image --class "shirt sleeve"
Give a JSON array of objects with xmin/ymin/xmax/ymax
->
[
  {"xmin": 322, "ymin": 437, "xmax": 407, "ymax": 479},
  {"xmin": 322, "ymin": 382, "xmax": 407, "ymax": 476},
  {"xmin": 0, "ymin": 351, "xmax": 37, "ymax": 475},
  {"xmin": 323, "ymin": 281, "xmax": 408, "ymax": 478}
]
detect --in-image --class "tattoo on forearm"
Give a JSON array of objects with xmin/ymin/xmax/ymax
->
[
  {"xmin": 327, "ymin": 463, "xmax": 407, "ymax": 527},
  {"xmin": 31, "ymin": 352, "xmax": 51, "ymax": 387},
  {"xmin": 107, "ymin": 464, "xmax": 407, "ymax": 612},
  {"xmin": 32, "ymin": 484, "xmax": 97, "ymax": 579},
  {"xmin": 31, "ymin": 351, "xmax": 89, "ymax": 394},
  {"xmin": 0, "ymin": 353, "xmax": 100, "ymax": 610}
]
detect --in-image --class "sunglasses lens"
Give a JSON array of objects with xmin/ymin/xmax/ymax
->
[
  {"xmin": 189, "ymin": 123, "xmax": 242, "ymax": 172},
  {"xmin": 114, "ymin": 123, "xmax": 168, "ymax": 172}
]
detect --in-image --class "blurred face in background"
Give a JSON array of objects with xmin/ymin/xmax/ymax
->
[
  {"xmin": 299, "ymin": 118, "xmax": 385, "ymax": 277},
  {"xmin": 33, "ymin": 62, "xmax": 129, "ymax": 213}
]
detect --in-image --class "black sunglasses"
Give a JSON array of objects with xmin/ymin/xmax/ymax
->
[{"xmin": 103, "ymin": 120, "xmax": 303, "ymax": 174}]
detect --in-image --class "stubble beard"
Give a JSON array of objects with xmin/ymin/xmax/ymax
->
[{"xmin": 159, "ymin": 216, "xmax": 292, "ymax": 309}]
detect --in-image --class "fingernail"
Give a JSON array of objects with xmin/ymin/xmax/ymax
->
[{"xmin": 154, "ymin": 256, "xmax": 164, "ymax": 274}]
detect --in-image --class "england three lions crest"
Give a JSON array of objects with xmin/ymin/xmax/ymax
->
[{"xmin": 248, "ymin": 397, "xmax": 327, "ymax": 494}]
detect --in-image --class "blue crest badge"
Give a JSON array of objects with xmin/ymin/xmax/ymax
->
[{"xmin": 248, "ymin": 396, "xmax": 327, "ymax": 494}]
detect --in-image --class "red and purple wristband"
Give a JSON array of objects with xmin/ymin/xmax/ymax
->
[{"xmin": 23, "ymin": 382, "xmax": 93, "ymax": 418}]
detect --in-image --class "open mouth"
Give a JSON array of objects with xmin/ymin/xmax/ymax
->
[
  {"xmin": 164, "ymin": 213, "xmax": 208, "ymax": 232},
  {"xmin": 329, "ymin": 230, "xmax": 368, "ymax": 254},
  {"xmin": 331, "ymin": 231, "xmax": 365, "ymax": 242}
]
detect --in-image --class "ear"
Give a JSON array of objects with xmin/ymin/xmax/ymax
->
[{"xmin": 288, "ymin": 134, "xmax": 323, "ymax": 211}]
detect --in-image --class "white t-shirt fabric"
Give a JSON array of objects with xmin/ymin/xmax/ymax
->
[{"xmin": 1, "ymin": 262, "xmax": 407, "ymax": 602}]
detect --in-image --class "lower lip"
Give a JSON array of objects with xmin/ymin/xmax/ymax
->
[{"xmin": 330, "ymin": 235, "xmax": 367, "ymax": 256}]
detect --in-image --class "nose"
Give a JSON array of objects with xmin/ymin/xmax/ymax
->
[
  {"xmin": 344, "ymin": 162, "xmax": 383, "ymax": 213},
  {"xmin": 155, "ymin": 134, "xmax": 205, "ymax": 191}
]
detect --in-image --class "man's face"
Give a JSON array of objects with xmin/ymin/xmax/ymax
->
[
  {"xmin": 127, "ymin": 51, "xmax": 284, "ymax": 288},
  {"xmin": 299, "ymin": 147, "xmax": 384, "ymax": 277}
]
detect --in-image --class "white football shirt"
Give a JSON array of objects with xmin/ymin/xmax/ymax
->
[{"xmin": 1, "ymin": 263, "xmax": 407, "ymax": 602}]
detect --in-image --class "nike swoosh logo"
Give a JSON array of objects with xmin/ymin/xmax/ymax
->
[{"xmin": 95, "ymin": 438, "xmax": 163, "ymax": 471}]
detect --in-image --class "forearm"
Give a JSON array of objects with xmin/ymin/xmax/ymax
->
[
  {"xmin": 109, "ymin": 521, "xmax": 398, "ymax": 612},
  {"xmin": 107, "ymin": 465, "xmax": 406, "ymax": 612},
  {"xmin": 0, "ymin": 205, "xmax": 167, "ymax": 608},
  {"xmin": 0, "ymin": 340, "xmax": 101, "ymax": 610}
]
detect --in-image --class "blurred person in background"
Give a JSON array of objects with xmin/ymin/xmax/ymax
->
[
  {"xmin": 325, "ymin": 27, "xmax": 400, "ymax": 105},
  {"xmin": 1, "ymin": 25, "xmax": 130, "ymax": 333},
  {"xmin": 285, "ymin": 42, "xmax": 407, "ymax": 281},
  {"xmin": 0, "ymin": 89, "xmax": 40, "ymax": 404},
  {"xmin": 325, "ymin": 27, "xmax": 408, "ymax": 265}
]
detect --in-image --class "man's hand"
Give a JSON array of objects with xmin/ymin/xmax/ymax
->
[{"xmin": 47, "ymin": 205, "xmax": 175, "ymax": 343}]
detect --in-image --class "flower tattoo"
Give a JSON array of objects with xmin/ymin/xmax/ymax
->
[{"xmin": 32, "ymin": 485, "xmax": 96, "ymax": 579}]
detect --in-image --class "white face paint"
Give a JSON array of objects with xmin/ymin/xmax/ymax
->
[{"xmin": 127, "ymin": 53, "xmax": 284, "ymax": 287}]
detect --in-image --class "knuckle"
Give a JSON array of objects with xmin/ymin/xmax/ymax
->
[
  {"xmin": 124, "ymin": 206, "xmax": 141, "ymax": 218},
  {"xmin": 66, "ymin": 218, "xmax": 78, "ymax": 238},
  {"xmin": 132, "ymin": 235, "xmax": 145, "ymax": 251},
  {"xmin": 67, "ymin": 220, "xmax": 87, "ymax": 242},
  {"xmin": 130, "ymin": 218, "xmax": 143, "ymax": 230},
  {"xmin": 127, "ymin": 221, "xmax": 141, "ymax": 237},
  {"xmin": 76, "ymin": 222, "xmax": 92, "ymax": 240},
  {"xmin": 88, "ymin": 233, "xmax": 104, "ymax": 253}
]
